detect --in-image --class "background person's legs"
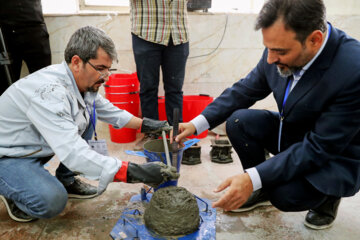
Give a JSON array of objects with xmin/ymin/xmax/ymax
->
[
  {"xmin": 132, "ymin": 34, "xmax": 163, "ymax": 120},
  {"xmin": 0, "ymin": 25, "xmax": 51, "ymax": 95},
  {"xmin": 22, "ymin": 24, "xmax": 51, "ymax": 74},
  {"xmin": 0, "ymin": 157, "xmax": 67, "ymax": 218},
  {"xmin": 0, "ymin": 26, "xmax": 22, "ymax": 94},
  {"xmin": 162, "ymin": 38, "xmax": 189, "ymax": 125}
]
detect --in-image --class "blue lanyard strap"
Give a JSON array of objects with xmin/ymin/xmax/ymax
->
[
  {"xmin": 86, "ymin": 101, "xmax": 98, "ymax": 140},
  {"xmin": 280, "ymin": 78, "xmax": 293, "ymax": 118},
  {"xmin": 278, "ymin": 78, "xmax": 293, "ymax": 152}
]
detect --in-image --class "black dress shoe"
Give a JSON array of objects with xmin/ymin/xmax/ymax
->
[
  {"xmin": 65, "ymin": 178, "xmax": 98, "ymax": 199},
  {"xmin": 0, "ymin": 195, "xmax": 37, "ymax": 222},
  {"xmin": 230, "ymin": 189, "xmax": 271, "ymax": 213},
  {"xmin": 304, "ymin": 197, "xmax": 341, "ymax": 230}
]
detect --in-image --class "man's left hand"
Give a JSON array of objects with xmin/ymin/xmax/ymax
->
[
  {"xmin": 141, "ymin": 117, "xmax": 172, "ymax": 134},
  {"xmin": 212, "ymin": 173, "xmax": 253, "ymax": 211}
]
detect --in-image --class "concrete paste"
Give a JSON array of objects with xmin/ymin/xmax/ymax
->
[{"xmin": 144, "ymin": 186, "xmax": 200, "ymax": 236}]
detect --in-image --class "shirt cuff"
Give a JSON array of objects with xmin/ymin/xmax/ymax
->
[
  {"xmin": 245, "ymin": 167, "xmax": 262, "ymax": 191},
  {"xmin": 190, "ymin": 114, "xmax": 210, "ymax": 135}
]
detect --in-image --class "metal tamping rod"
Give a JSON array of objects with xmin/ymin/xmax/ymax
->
[
  {"xmin": 162, "ymin": 130, "xmax": 172, "ymax": 167},
  {"xmin": 171, "ymin": 108, "xmax": 180, "ymax": 170}
]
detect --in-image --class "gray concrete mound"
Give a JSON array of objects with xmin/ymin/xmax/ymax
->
[{"xmin": 144, "ymin": 186, "xmax": 200, "ymax": 236}]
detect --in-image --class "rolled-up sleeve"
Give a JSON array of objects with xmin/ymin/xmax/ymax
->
[{"xmin": 94, "ymin": 95, "xmax": 133, "ymax": 129}]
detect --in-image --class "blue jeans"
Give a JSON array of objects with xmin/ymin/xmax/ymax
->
[
  {"xmin": 132, "ymin": 34, "xmax": 189, "ymax": 125},
  {"xmin": 0, "ymin": 125, "xmax": 94, "ymax": 218},
  {"xmin": 0, "ymin": 157, "xmax": 68, "ymax": 218}
]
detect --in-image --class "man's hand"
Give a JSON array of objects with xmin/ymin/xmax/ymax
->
[
  {"xmin": 172, "ymin": 122, "xmax": 196, "ymax": 143},
  {"xmin": 212, "ymin": 173, "xmax": 253, "ymax": 211},
  {"xmin": 114, "ymin": 161, "xmax": 179, "ymax": 188},
  {"xmin": 141, "ymin": 117, "xmax": 172, "ymax": 134}
]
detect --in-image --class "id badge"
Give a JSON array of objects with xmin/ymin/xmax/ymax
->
[{"xmin": 88, "ymin": 139, "xmax": 109, "ymax": 156}]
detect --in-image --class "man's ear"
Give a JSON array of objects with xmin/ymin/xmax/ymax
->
[
  {"xmin": 70, "ymin": 55, "xmax": 83, "ymax": 73},
  {"xmin": 308, "ymin": 30, "xmax": 323, "ymax": 48}
]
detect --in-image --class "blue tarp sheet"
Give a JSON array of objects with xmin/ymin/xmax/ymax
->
[{"xmin": 110, "ymin": 192, "xmax": 216, "ymax": 240}]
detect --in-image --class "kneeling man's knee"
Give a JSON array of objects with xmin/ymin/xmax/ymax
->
[
  {"xmin": 29, "ymin": 188, "xmax": 68, "ymax": 218},
  {"xmin": 226, "ymin": 109, "xmax": 250, "ymax": 138}
]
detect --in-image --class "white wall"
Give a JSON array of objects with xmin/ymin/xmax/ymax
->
[{"xmin": 42, "ymin": 12, "xmax": 360, "ymax": 111}]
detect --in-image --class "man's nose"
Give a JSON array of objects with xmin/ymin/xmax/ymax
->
[
  {"xmin": 103, "ymin": 74, "xmax": 110, "ymax": 82},
  {"xmin": 267, "ymin": 51, "xmax": 279, "ymax": 65}
]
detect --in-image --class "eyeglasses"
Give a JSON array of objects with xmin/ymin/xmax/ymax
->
[{"xmin": 87, "ymin": 61, "xmax": 116, "ymax": 79}]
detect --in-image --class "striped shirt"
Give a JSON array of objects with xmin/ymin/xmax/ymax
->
[{"xmin": 130, "ymin": 0, "xmax": 189, "ymax": 46}]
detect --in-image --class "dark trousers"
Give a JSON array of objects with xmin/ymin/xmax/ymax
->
[
  {"xmin": 0, "ymin": 24, "xmax": 51, "ymax": 95},
  {"xmin": 132, "ymin": 34, "xmax": 189, "ymax": 125},
  {"xmin": 226, "ymin": 109, "xmax": 332, "ymax": 211}
]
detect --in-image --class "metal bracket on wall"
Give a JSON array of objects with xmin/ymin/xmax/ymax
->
[{"xmin": 210, "ymin": 138, "xmax": 233, "ymax": 164}]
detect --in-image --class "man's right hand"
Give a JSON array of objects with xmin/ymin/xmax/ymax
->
[
  {"xmin": 141, "ymin": 117, "xmax": 172, "ymax": 134},
  {"xmin": 113, "ymin": 161, "xmax": 179, "ymax": 188},
  {"xmin": 212, "ymin": 173, "xmax": 253, "ymax": 211},
  {"xmin": 173, "ymin": 122, "xmax": 196, "ymax": 143}
]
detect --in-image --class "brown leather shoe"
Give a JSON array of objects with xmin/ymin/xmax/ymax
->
[{"xmin": 304, "ymin": 197, "xmax": 341, "ymax": 230}]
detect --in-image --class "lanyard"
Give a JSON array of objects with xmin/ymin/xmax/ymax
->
[
  {"xmin": 278, "ymin": 77, "xmax": 293, "ymax": 152},
  {"xmin": 280, "ymin": 78, "xmax": 293, "ymax": 119},
  {"xmin": 86, "ymin": 101, "xmax": 98, "ymax": 140}
]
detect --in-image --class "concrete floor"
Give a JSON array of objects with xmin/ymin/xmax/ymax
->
[{"xmin": 1, "ymin": 121, "xmax": 360, "ymax": 240}]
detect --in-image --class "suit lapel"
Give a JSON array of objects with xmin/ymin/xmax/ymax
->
[
  {"xmin": 282, "ymin": 23, "xmax": 339, "ymax": 117},
  {"xmin": 283, "ymin": 69, "xmax": 322, "ymax": 116}
]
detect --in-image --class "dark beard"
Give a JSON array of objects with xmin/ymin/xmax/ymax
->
[
  {"xmin": 86, "ymin": 86, "xmax": 99, "ymax": 92},
  {"xmin": 87, "ymin": 79, "xmax": 105, "ymax": 92}
]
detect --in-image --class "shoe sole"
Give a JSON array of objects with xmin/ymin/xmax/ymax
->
[
  {"xmin": 0, "ymin": 195, "xmax": 37, "ymax": 222},
  {"xmin": 211, "ymin": 159, "xmax": 233, "ymax": 164},
  {"xmin": 68, "ymin": 193, "xmax": 98, "ymax": 199},
  {"xmin": 303, "ymin": 220, "xmax": 334, "ymax": 230},
  {"xmin": 229, "ymin": 201, "xmax": 272, "ymax": 213}
]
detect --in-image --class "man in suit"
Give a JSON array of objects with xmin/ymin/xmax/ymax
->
[{"xmin": 175, "ymin": 0, "xmax": 360, "ymax": 230}]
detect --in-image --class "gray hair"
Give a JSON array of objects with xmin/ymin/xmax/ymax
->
[{"xmin": 64, "ymin": 26, "xmax": 117, "ymax": 63}]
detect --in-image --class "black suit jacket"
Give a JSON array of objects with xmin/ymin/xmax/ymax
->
[{"xmin": 202, "ymin": 24, "xmax": 360, "ymax": 197}]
